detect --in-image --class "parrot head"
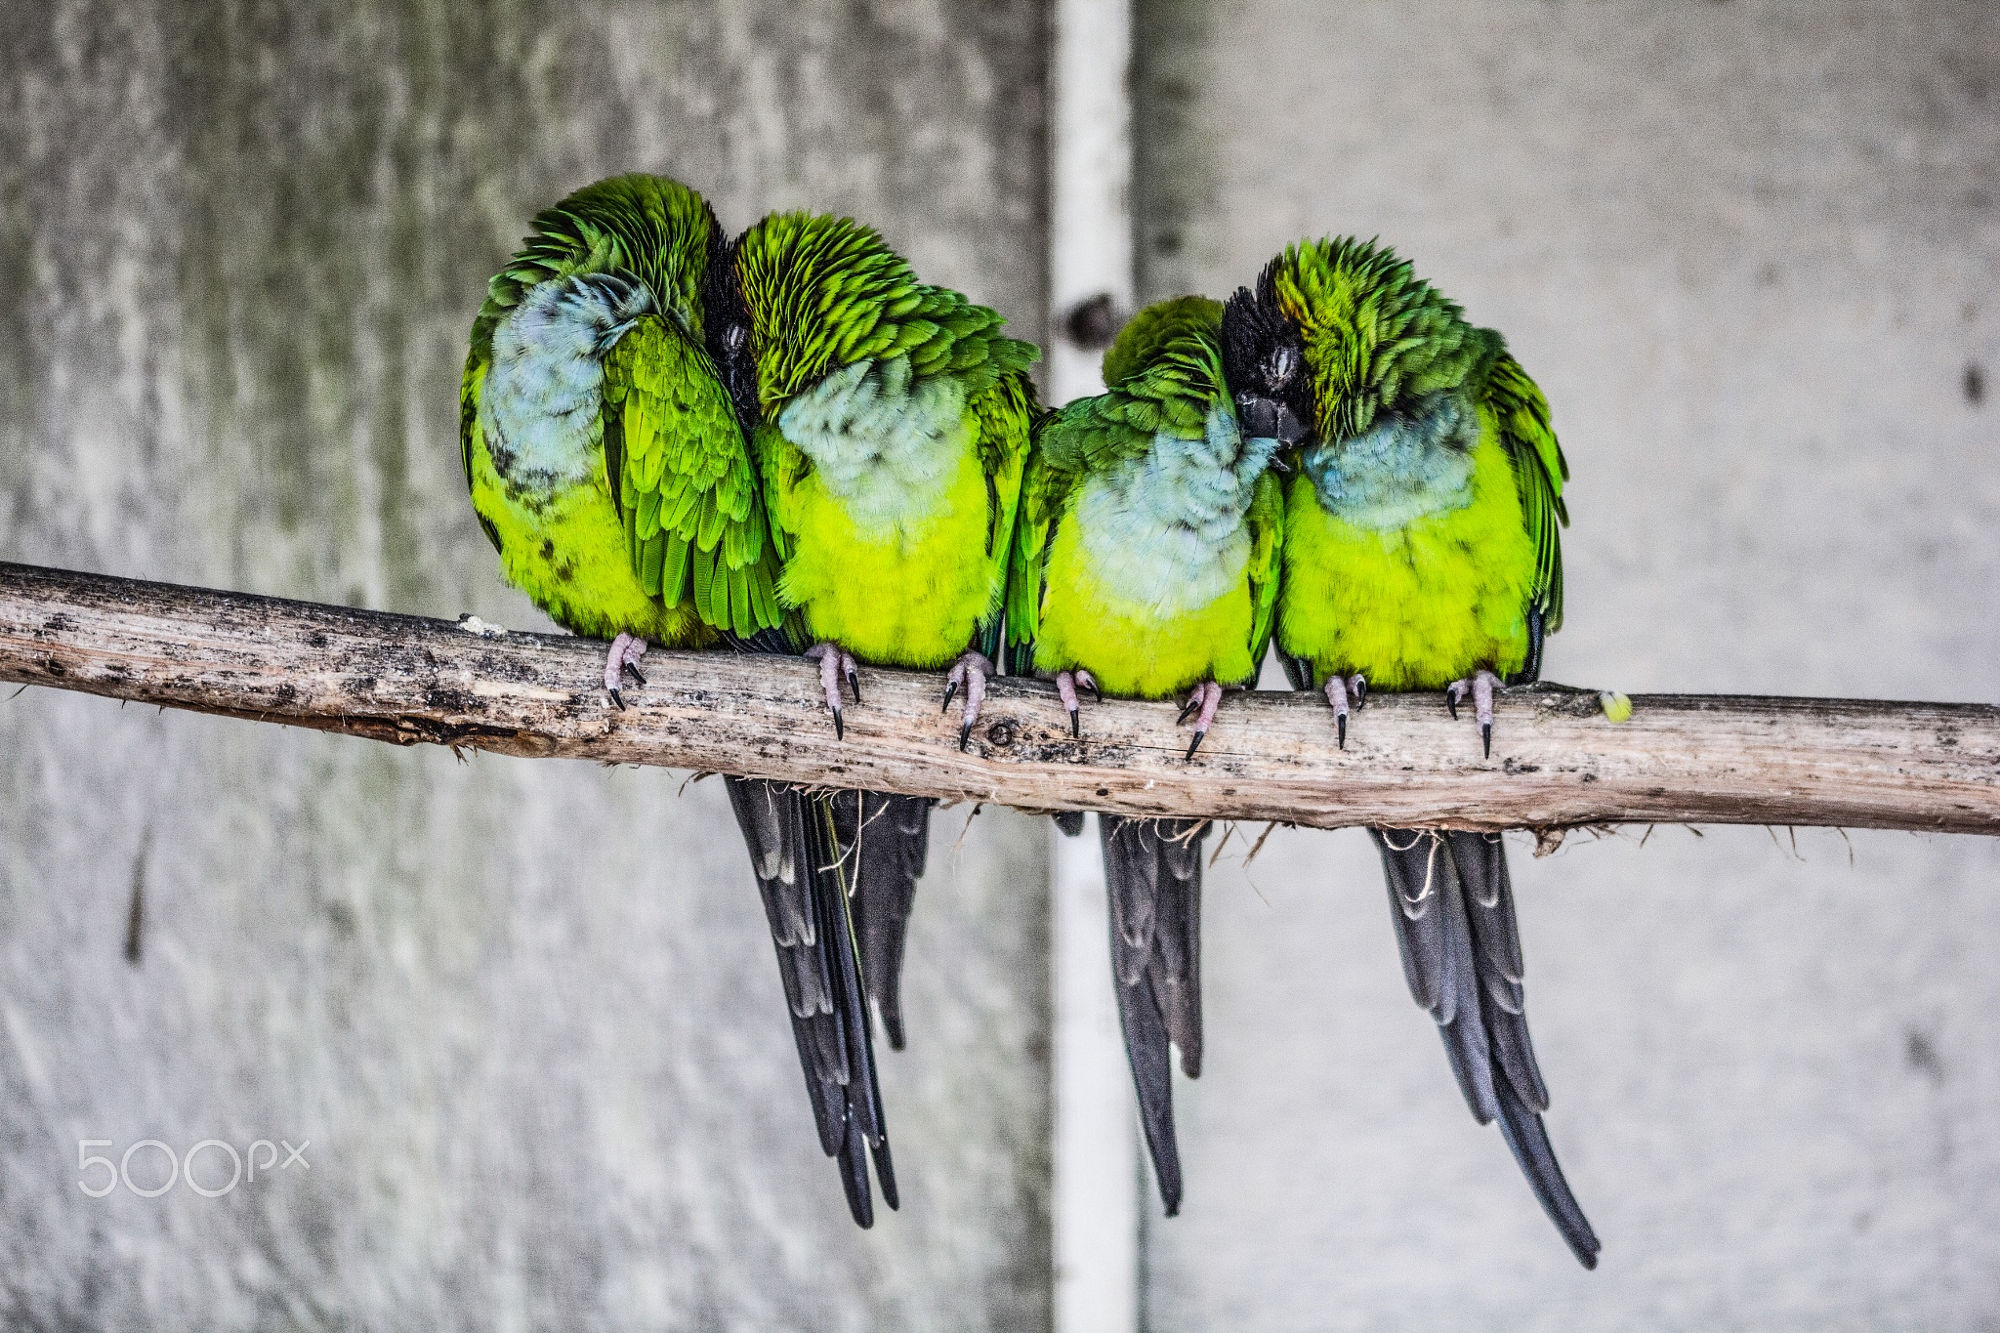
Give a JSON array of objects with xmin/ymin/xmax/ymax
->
[
  {"xmin": 1222, "ymin": 237, "xmax": 1500, "ymax": 453},
  {"xmin": 1219, "ymin": 274, "xmax": 1313, "ymax": 449}
]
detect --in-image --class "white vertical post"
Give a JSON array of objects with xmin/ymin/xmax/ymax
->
[{"xmin": 1048, "ymin": 1, "xmax": 1141, "ymax": 1331}]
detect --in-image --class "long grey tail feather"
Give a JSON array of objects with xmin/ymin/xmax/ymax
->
[
  {"xmin": 1100, "ymin": 814, "xmax": 1210, "ymax": 1215},
  {"xmin": 1371, "ymin": 826, "xmax": 1597, "ymax": 1266},
  {"xmin": 1494, "ymin": 1066, "xmax": 1601, "ymax": 1268},
  {"xmin": 830, "ymin": 790, "xmax": 935, "ymax": 1052},
  {"xmin": 725, "ymin": 775, "xmax": 896, "ymax": 1226}
]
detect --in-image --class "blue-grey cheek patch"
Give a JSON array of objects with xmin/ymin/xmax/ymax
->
[
  {"xmin": 1303, "ymin": 393, "xmax": 1476, "ymax": 529},
  {"xmin": 480, "ymin": 272, "xmax": 655, "ymax": 491},
  {"xmin": 1072, "ymin": 405, "xmax": 1283, "ymax": 614},
  {"xmin": 777, "ymin": 356, "xmax": 968, "ymax": 529}
]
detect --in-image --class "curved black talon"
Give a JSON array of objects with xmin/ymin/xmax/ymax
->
[
  {"xmin": 832, "ymin": 706, "xmax": 845, "ymax": 741},
  {"xmin": 942, "ymin": 681, "xmax": 959, "ymax": 714},
  {"xmin": 958, "ymin": 720, "xmax": 973, "ymax": 751},
  {"xmin": 1337, "ymin": 714, "xmax": 1347, "ymax": 750},
  {"xmin": 609, "ymin": 689, "xmax": 626, "ymax": 711},
  {"xmin": 1085, "ymin": 679, "xmax": 1103, "ymax": 704},
  {"xmin": 1447, "ymin": 693, "xmax": 1460, "ymax": 721},
  {"xmin": 846, "ymin": 666, "xmax": 862, "ymax": 704},
  {"xmin": 1069, "ymin": 709, "xmax": 1081, "ymax": 739},
  {"xmin": 1177, "ymin": 697, "xmax": 1202, "ymax": 726},
  {"xmin": 622, "ymin": 662, "xmax": 647, "ymax": 686},
  {"xmin": 1481, "ymin": 722, "xmax": 1492, "ymax": 759},
  {"xmin": 1351, "ymin": 678, "xmax": 1367, "ymax": 708},
  {"xmin": 1185, "ymin": 729, "xmax": 1207, "ymax": 761}
]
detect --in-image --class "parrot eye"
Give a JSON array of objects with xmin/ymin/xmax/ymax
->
[{"xmin": 1265, "ymin": 345, "xmax": 1298, "ymax": 389}]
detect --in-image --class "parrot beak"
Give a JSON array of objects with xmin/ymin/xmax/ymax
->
[{"xmin": 1237, "ymin": 393, "xmax": 1310, "ymax": 446}]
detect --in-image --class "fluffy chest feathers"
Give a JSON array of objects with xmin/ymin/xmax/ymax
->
[
  {"xmin": 1278, "ymin": 411, "xmax": 1537, "ymax": 689},
  {"xmin": 1071, "ymin": 406, "xmax": 1266, "ymax": 614},
  {"xmin": 1301, "ymin": 393, "xmax": 1477, "ymax": 530},
  {"xmin": 477, "ymin": 273, "xmax": 652, "ymax": 491},
  {"xmin": 777, "ymin": 358, "xmax": 970, "ymax": 534}
]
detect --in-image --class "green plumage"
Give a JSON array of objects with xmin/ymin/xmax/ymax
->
[
  {"xmin": 460, "ymin": 174, "xmax": 786, "ymax": 644},
  {"xmin": 1009, "ymin": 296, "xmax": 1282, "ymax": 698},
  {"xmin": 734, "ymin": 211, "xmax": 1038, "ymax": 666},
  {"xmin": 1261, "ymin": 237, "xmax": 1568, "ymax": 687},
  {"xmin": 1238, "ymin": 235, "xmax": 1598, "ymax": 1267}
]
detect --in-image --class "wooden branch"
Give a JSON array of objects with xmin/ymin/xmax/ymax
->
[{"xmin": 3, "ymin": 561, "xmax": 1997, "ymax": 835}]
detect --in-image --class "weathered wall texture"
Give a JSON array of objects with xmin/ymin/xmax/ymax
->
[
  {"xmin": 1136, "ymin": 0, "xmax": 2000, "ymax": 1327},
  {"xmin": 0, "ymin": 3, "xmax": 1051, "ymax": 1329}
]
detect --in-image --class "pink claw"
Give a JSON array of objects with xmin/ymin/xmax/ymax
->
[
  {"xmin": 943, "ymin": 651, "xmax": 994, "ymax": 751},
  {"xmin": 1179, "ymin": 680, "xmax": 1224, "ymax": 760},
  {"xmin": 804, "ymin": 642, "xmax": 861, "ymax": 739},
  {"xmin": 1324, "ymin": 673, "xmax": 1367, "ymax": 748},
  {"xmin": 1055, "ymin": 668, "xmax": 1100, "ymax": 738},
  {"xmin": 1446, "ymin": 668, "xmax": 1502, "ymax": 757},
  {"xmin": 604, "ymin": 634, "xmax": 649, "ymax": 709}
]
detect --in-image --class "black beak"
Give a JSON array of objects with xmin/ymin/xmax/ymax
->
[{"xmin": 1237, "ymin": 394, "xmax": 1309, "ymax": 446}]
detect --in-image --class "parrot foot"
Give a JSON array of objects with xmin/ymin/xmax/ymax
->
[
  {"xmin": 1177, "ymin": 679, "xmax": 1225, "ymax": 760},
  {"xmin": 1446, "ymin": 668, "xmax": 1503, "ymax": 758},
  {"xmin": 804, "ymin": 642, "xmax": 862, "ymax": 740},
  {"xmin": 942, "ymin": 651, "xmax": 994, "ymax": 751},
  {"xmin": 604, "ymin": 634, "xmax": 649, "ymax": 709},
  {"xmin": 1055, "ymin": 668, "xmax": 1101, "ymax": 739},
  {"xmin": 1323, "ymin": 673, "xmax": 1368, "ymax": 749}
]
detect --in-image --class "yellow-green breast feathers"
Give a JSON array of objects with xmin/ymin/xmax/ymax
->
[{"xmin": 1010, "ymin": 297, "xmax": 1284, "ymax": 699}]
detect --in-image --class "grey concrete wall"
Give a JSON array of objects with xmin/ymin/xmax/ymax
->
[
  {"xmin": 1136, "ymin": 0, "xmax": 2000, "ymax": 1327},
  {"xmin": 0, "ymin": 3, "xmax": 1051, "ymax": 1329}
]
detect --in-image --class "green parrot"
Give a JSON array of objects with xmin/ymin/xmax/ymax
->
[
  {"xmin": 459, "ymin": 174, "xmax": 894, "ymax": 1227},
  {"xmin": 1219, "ymin": 238, "xmax": 1597, "ymax": 1266},
  {"xmin": 708, "ymin": 208, "xmax": 1039, "ymax": 1073},
  {"xmin": 1006, "ymin": 297, "xmax": 1290, "ymax": 1213}
]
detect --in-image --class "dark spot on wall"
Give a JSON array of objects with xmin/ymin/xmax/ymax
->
[
  {"xmin": 1905, "ymin": 1027, "xmax": 1946, "ymax": 1084},
  {"xmin": 1062, "ymin": 293, "xmax": 1122, "ymax": 349},
  {"xmin": 1965, "ymin": 362, "xmax": 1985, "ymax": 406},
  {"xmin": 124, "ymin": 833, "xmax": 149, "ymax": 966}
]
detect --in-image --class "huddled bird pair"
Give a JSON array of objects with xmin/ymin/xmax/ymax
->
[{"xmin": 459, "ymin": 173, "xmax": 1597, "ymax": 1267}]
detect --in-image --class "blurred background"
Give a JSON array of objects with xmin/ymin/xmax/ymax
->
[{"xmin": 2, "ymin": 1, "xmax": 1997, "ymax": 1329}]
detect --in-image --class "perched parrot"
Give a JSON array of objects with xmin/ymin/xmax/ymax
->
[
  {"xmin": 1222, "ymin": 238, "xmax": 1599, "ymax": 1267},
  {"xmin": 708, "ymin": 207, "xmax": 1040, "ymax": 1205},
  {"xmin": 459, "ymin": 174, "xmax": 894, "ymax": 1227},
  {"xmin": 1006, "ymin": 296, "xmax": 1290, "ymax": 1213}
]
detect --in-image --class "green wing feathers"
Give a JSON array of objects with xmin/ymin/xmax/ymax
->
[
  {"xmin": 976, "ymin": 368, "xmax": 1040, "ymax": 660},
  {"xmin": 1004, "ymin": 423, "xmax": 1064, "ymax": 668},
  {"xmin": 1485, "ymin": 353, "xmax": 1569, "ymax": 632},
  {"xmin": 1244, "ymin": 469, "xmax": 1285, "ymax": 669},
  {"xmin": 603, "ymin": 318, "xmax": 785, "ymax": 638}
]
